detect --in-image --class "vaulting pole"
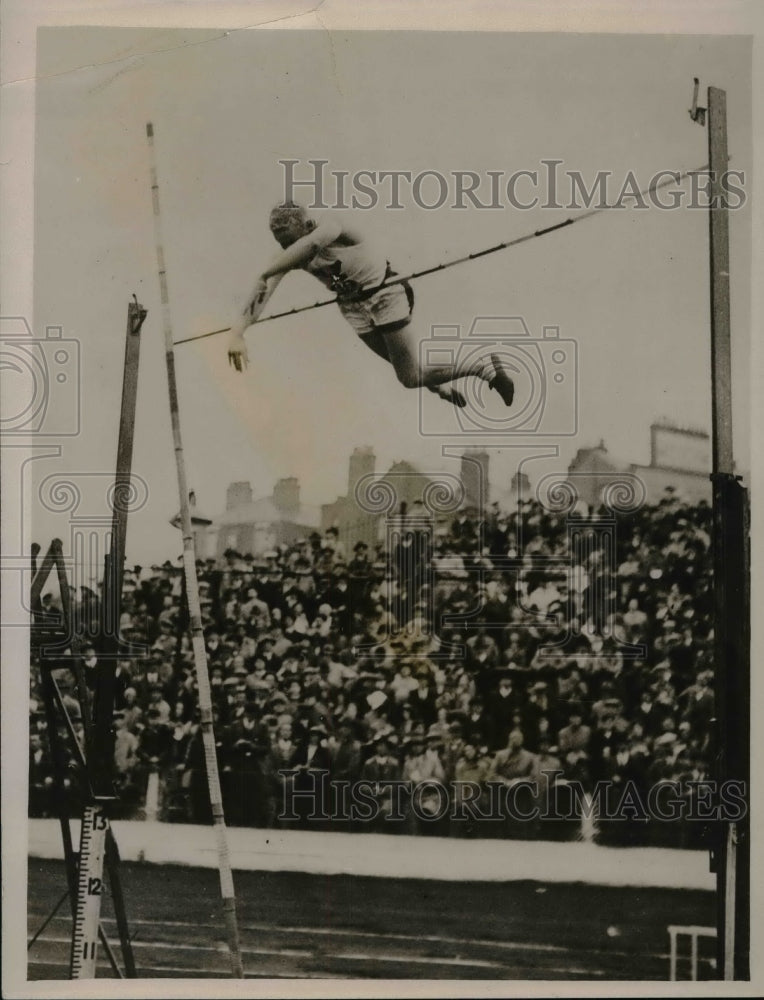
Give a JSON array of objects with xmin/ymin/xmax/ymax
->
[{"xmin": 145, "ymin": 121, "xmax": 244, "ymax": 979}]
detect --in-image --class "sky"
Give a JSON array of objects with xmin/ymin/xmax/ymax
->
[{"xmin": 27, "ymin": 27, "xmax": 752, "ymax": 567}]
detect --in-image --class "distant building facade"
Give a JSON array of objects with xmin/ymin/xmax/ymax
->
[
  {"xmin": 321, "ymin": 446, "xmax": 378, "ymax": 554},
  {"xmin": 321, "ymin": 447, "xmax": 487, "ymax": 553},
  {"xmin": 566, "ymin": 440, "xmax": 629, "ymax": 509},
  {"xmin": 566, "ymin": 423, "xmax": 711, "ymax": 509},
  {"xmin": 629, "ymin": 422, "xmax": 711, "ymax": 504},
  {"xmin": 215, "ymin": 478, "xmax": 321, "ymax": 558}
]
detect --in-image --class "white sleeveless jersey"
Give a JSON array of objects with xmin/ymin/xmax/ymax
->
[{"xmin": 304, "ymin": 232, "xmax": 387, "ymax": 300}]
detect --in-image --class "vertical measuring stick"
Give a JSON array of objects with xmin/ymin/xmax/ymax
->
[{"xmin": 70, "ymin": 805, "xmax": 109, "ymax": 978}]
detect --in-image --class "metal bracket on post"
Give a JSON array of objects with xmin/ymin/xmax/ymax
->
[{"xmin": 689, "ymin": 77, "xmax": 707, "ymax": 125}]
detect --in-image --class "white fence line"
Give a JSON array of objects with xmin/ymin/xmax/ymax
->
[{"xmin": 29, "ymin": 819, "xmax": 716, "ymax": 890}]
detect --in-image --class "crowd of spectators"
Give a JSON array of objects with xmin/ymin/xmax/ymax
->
[{"xmin": 29, "ymin": 489, "xmax": 716, "ymax": 846}]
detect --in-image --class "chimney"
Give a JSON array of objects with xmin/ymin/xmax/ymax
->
[
  {"xmin": 510, "ymin": 470, "xmax": 530, "ymax": 501},
  {"xmin": 273, "ymin": 477, "xmax": 300, "ymax": 517},
  {"xmin": 226, "ymin": 481, "xmax": 253, "ymax": 510},
  {"xmin": 348, "ymin": 446, "xmax": 376, "ymax": 500},
  {"xmin": 461, "ymin": 449, "xmax": 489, "ymax": 511}
]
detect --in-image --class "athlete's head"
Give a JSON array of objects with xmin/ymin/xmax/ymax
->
[{"xmin": 269, "ymin": 202, "xmax": 313, "ymax": 248}]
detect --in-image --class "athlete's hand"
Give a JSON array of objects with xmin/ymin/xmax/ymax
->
[{"xmin": 227, "ymin": 331, "xmax": 249, "ymax": 372}]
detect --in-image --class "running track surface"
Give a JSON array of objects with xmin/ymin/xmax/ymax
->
[{"xmin": 27, "ymin": 859, "xmax": 716, "ymax": 981}]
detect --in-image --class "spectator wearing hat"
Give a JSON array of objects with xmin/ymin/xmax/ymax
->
[
  {"xmin": 409, "ymin": 673, "xmax": 437, "ymax": 729},
  {"xmin": 556, "ymin": 705, "xmax": 591, "ymax": 756},
  {"xmin": 451, "ymin": 742, "xmax": 491, "ymax": 838},
  {"xmin": 316, "ymin": 526, "xmax": 346, "ymax": 568},
  {"xmin": 668, "ymin": 625, "xmax": 702, "ymax": 690},
  {"xmin": 136, "ymin": 653, "xmax": 169, "ymax": 699},
  {"xmin": 622, "ymin": 598, "xmax": 649, "ymax": 645},
  {"xmin": 401, "ymin": 732, "xmax": 427, "ymax": 782},
  {"xmin": 406, "ymin": 727, "xmax": 446, "ymax": 783},
  {"xmin": 106, "ymin": 658, "xmax": 134, "ymax": 712},
  {"xmin": 488, "ymin": 729, "xmax": 538, "ymax": 784},
  {"xmin": 463, "ymin": 697, "xmax": 490, "ymax": 749},
  {"xmin": 523, "ymin": 681, "xmax": 556, "ymax": 753},
  {"xmin": 409, "ymin": 730, "xmax": 449, "ymax": 838},
  {"xmin": 319, "ymin": 645, "xmax": 354, "ymax": 691},
  {"xmin": 29, "ymin": 732, "xmax": 54, "ymax": 818},
  {"xmin": 225, "ymin": 700, "xmax": 270, "ymax": 752},
  {"xmin": 427, "ymin": 706, "xmax": 452, "ymax": 743},
  {"xmin": 502, "ymin": 630, "xmax": 530, "ymax": 670},
  {"xmin": 454, "ymin": 741, "xmax": 490, "ymax": 788},
  {"xmin": 311, "ymin": 603, "xmax": 335, "ymax": 639},
  {"xmin": 440, "ymin": 720, "xmax": 467, "ymax": 782},
  {"xmin": 287, "ymin": 724, "xmax": 333, "ymax": 829},
  {"xmin": 205, "ymin": 630, "xmax": 227, "ymax": 666},
  {"xmin": 284, "ymin": 601, "xmax": 312, "ymax": 641},
  {"xmin": 256, "ymin": 636, "xmax": 283, "ymax": 675},
  {"xmin": 485, "ymin": 672, "xmax": 520, "ymax": 750},
  {"xmin": 330, "ymin": 721, "xmax": 362, "ymax": 788},
  {"xmin": 119, "ymin": 687, "xmax": 143, "ymax": 734},
  {"xmin": 224, "ymin": 718, "xmax": 276, "ymax": 828},
  {"xmin": 451, "ymin": 670, "xmax": 476, "ymax": 716},
  {"xmin": 363, "ymin": 687, "xmax": 392, "ymax": 742},
  {"xmin": 588, "ymin": 687, "xmax": 627, "ymax": 782},
  {"xmin": 649, "ymin": 681, "xmax": 679, "ymax": 731},
  {"xmin": 79, "ymin": 642, "xmax": 101, "ymax": 691},
  {"xmin": 488, "ymin": 729, "xmax": 541, "ymax": 837},
  {"xmin": 179, "ymin": 715, "xmax": 220, "ymax": 824},
  {"xmin": 270, "ymin": 718, "xmax": 297, "ymax": 768},
  {"xmin": 632, "ymin": 688, "xmax": 664, "ymax": 739},
  {"xmin": 137, "ymin": 707, "xmax": 175, "ymax": 819},
  {"xmin": 347, "ymin": 541, "xmax": 373, "ymax": 619},
  {"xmin": 145, "ymin": 684, "xmax": 171, "ymax": 725},
  {"xmin": 359, "ymin": 732, "xmax": 402, "ymax": 833},
  {"xmin": 536, "ymin": 736, "xmax": 562, "ymax": 777},
  {"xmin": 390, "ymin": 662, "xmax": 419, "ymax": 705},
  {"xmin": 534, "ymin": 736, "xmax": 563, "ymax": 828},
  {"xmin": 240, "ymin": 585, "xmax": 271, "ymax": 631},
  {"xmin": 114, "ymin": 711, "xmax": 140, "ymax": 788},
  {"xmin": 646, "ymin": 733, "xmax": 679, "ymax": 786},
  {"xmin": 681, "ymin": 669, "xmax": 715, "ymax": 737},
  {"xmin": 558, "ymin": 664, "xmax": 589, "ymax": 705},
  {"xmin": 224, "ymin": 683, "xmax": 249, "ymax": 727},
  {"xmin": 227, "ymin": 653, "xmax": 250, "ymax": 680},
  {"xmin": 466, "ymin": 629, "xmax": 500, "ymax": 697}
]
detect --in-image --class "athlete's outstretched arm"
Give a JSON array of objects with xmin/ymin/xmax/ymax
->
[
  {"xmin": 261, "ymin": 217, "xmax": 343, "ymax": 279},
  {"xmin": 227, "ymin": 269, "xmax": 285, "ymax": 372}
]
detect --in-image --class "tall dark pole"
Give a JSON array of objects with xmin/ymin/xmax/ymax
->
[
  {"xmin": 705, "ymin": 84, "xmax": 750, "ymax": 982},
  {"xmin": 90, "ymin": 298, "xmax": 146, "ymax": 798},
  {"xmin": 707, "ymin": 87, "xmax": 733, "ymax": 475}
]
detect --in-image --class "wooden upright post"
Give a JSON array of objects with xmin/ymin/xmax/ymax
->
[
  {"xmin": 706, "ymin": 84, "xmax": 750, "ymax": 982},
  {"xmin": 707, "ymin": 87, "xmax": 733, "ymax": 476},
  {"xmin": 90, "ymin": 298, "xmax": 145, "ymax": 799}
]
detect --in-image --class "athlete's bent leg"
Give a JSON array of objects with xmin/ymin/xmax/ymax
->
[
  {"xmin": 362, "ymin": 328, "xmax": 465, "ymax": 406},
  {"xmin": 381, "ymin": 322, "xmax": 514, "ymax": 406}
]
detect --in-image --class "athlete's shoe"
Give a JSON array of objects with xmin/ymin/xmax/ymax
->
[{"xmin": 489, "ymin": 353, "xmax": 515, "ymax": 407}]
